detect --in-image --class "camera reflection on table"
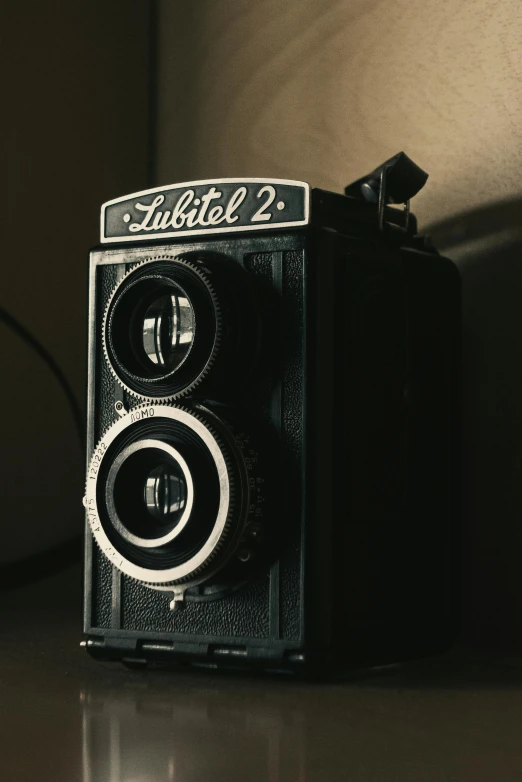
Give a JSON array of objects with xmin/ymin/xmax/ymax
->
[{"xmin": 80, "ymin": 679, "xmax": 306, "ymax": 782}]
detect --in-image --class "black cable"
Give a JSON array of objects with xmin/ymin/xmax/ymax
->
[
  {"xmin": 0, "ymin": 306, "xmax": 84, "ymax": 450},
  {"xmin": 0, "ymin": 306, "xmax": 85, "ymax": 585}
]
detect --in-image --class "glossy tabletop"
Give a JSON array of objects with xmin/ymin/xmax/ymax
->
[{"xmin": 2, "ymin": 564, "xmax": 522, "ymax": 782}]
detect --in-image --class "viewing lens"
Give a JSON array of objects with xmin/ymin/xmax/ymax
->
[
  {"xmin": 104, "ymin": 258, "xmax": 231, "ymax": 400},
  {"xmin": 141, "ymin": 290, "xmax": 194, "ymax": 372}
]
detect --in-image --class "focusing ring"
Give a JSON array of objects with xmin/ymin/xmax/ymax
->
[
  {"xmin": 85, "ymin": 404, "xmax": 249, "ymax": 586},
  {"xmin": 103, "ymin": 257, "xmax": 222, "ymax": 401}
]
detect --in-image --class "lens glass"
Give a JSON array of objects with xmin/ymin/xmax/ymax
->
[
  {"xmin": 144, "ymin": 463, "xmax": 187, "ymax": 525},
  {"xmin": 141, "ymin": 289, "xmax": 194, "ymax": 372},
  {"xmin": 110, "ymin": 446, "xmax": 190, "ymax": 542}
]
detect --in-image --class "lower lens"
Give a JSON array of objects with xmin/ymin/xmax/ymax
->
[
  {"xmin": 87, "ymin": 405, "xmax": 261, "ymax": 587},
  {"xmin": 93, "ymin": 409, "xmax": 232, "ymax": 579},
  {"xmin": 144, "ymin": 463, "xmax": 187, "ymax": 522}
]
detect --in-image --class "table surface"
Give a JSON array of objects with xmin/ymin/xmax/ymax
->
[{"xmin": 2, "ymin": 564, "xmax": 522, "ymax": 782}]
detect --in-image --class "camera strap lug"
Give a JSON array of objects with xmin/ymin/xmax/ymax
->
[
  {"xmin": 114, "ymin": 400, "xmax": 127, "ymax": 417},
  {"xmin": 344, "ymin": 151, "xmax": 428, "ymax": 233},
  {"xmin": 169, "ymin": 586, "xmax": 187, "ymax": 611},
  {"xmin": 376, "ymin": 164, "xmax": 411, "ymax": 233},
  {"xmin": 151, "ymin": 584, "xmax": 188, "ymax": 610}
]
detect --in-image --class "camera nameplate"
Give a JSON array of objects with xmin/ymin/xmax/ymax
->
[{"xmin": 100, "ymin": 178, "xmax": 310, "ymax": 243}]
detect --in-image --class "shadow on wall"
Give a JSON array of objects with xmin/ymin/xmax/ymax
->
[{"xmin": 430, "ymin": 197, "xmax": 522, "ymax": 653}]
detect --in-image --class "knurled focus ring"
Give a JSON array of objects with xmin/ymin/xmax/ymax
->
[{"xmin": 102, "ymin": 256, "xmax": 223, "ymax": 401}]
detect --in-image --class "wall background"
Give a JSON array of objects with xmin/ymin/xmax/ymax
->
[
  {"xmin": 3, "ymin": 1, "xmax": 522, "ymax": 650},
  {"xmin": 157, "ymin": 0, "xmax": 522, "ymax": 227},
  {"xmin": 1, "ymin": 1, "xmax": 153, "ymax": 563}
]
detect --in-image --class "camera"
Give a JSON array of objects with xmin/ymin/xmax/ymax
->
[{"xmin": 83, "ymin": 154, "xmax": 460, "ymax": 673}]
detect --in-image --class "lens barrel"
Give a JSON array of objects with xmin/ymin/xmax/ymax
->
[
  {"xmin": 86, "ymin": 405, "xmax": 263, "ymax": 588},
  {"xmin": 105, "ymin": 438, "xmax": 194, "ymax": 548},
  {"xmin": 103, "ymin": 255, "xmax": 259, "ymax": 401}
]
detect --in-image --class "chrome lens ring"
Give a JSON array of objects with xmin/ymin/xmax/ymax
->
[
  {"xmin": 104, "ymin": 439, "xmax": 194, "ymax": 549},
  {"xmin": 86, "ymin": 405, "xmax": 233, "ymax": 585}
]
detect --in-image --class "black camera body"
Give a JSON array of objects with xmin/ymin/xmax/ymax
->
[{"xmin": 83, "ymin": 166, "xmax": 460, "ymax": 673}]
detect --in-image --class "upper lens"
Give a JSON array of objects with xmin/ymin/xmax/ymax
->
[
  {"xmin": 141, "ymin": 289, "xmax": 194, "ymax": 372},
  {"xmin": 105, "ymin": 259, "xmax": 220, "ymax": 400}
]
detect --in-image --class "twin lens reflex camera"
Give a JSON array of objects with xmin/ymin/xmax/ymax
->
[{"xmin": 83, "ymin": 153, "xmax": 460, "ymax": 673}]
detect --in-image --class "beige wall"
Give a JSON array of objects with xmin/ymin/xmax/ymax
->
[{"xmin": 157, "ymin": 0, "xmax": 522, "ymax": 227}]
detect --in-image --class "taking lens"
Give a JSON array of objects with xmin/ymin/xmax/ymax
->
[
  {"xmin": 105, "ymin": 439, "xmax": 194, "ymax": 548},
  {"xmin": 87, "ymin": 404, "xmax": 264, "ymax": 586},
  {"xmin": 144, "ymin": 463, "xmax": 187, "ymax": 522}
]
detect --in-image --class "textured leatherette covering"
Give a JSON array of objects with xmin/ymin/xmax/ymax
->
[{"xmin": 87, "ymin": 234, "xmax": 305, "ymax": 649}]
